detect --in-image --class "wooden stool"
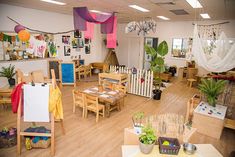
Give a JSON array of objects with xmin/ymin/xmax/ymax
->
[{"xmin": 187, "ymin": 79, "xmax": 196, "ymax": 88}]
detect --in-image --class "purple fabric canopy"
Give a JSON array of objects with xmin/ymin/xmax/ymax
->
[{"xmin": 73, "ymin": 7, "xmax": 115, "ymax": 34}]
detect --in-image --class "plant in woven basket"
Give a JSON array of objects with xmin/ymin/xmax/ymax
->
[
  {"xmin": 139, "ymin": 124, "xmax": 157, "ymax": 154},
  {"xmin": 198, "ymin": 78, "xmax": 227, "ymax": 107}
]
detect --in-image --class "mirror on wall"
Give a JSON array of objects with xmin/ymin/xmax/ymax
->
[{"xmin": 171, "ymin": 38, "xmax": 192, "ymax": 59}]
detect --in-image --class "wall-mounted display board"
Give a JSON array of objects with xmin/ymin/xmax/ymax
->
[
  {"xmin": 0, "ymin": 32, "xmax": 55, "ymax": 62},
  {"xmin": 48, "ymin": 60, "xmax": 62, "ymax": 80},
  {"xmin": 59, "ymin": 62, "xmax": 76, "ymax": 87}
]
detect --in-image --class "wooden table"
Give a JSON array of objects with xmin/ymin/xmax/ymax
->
[
  {"xmin": 0, "ymin": 85, "xmax": 14, "ymax": 107},
  {"xmin": 81, "ymin": 86, "xmax": 125, "ymax": 117},
  {"xmin": 122, "ymin": 144, "xmax": 223, "ymax": 157},
  {"xmin": 98, "ymin": 73, "xmax": 128, "ymax": 85},
  {"xmin": 192, "ymin": 101, "xmax": 227, "ymax": 139}
]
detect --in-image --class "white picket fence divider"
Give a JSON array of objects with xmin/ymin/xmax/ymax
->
[{"xmin": 110, "ymin": 65, "xmax": 153, "ymax": 98}]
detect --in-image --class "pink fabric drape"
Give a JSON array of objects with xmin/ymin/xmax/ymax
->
[
  {"xmin": 106, "ymin": 16, "xmax": 117, "ymax": 48},
  {"xmin": 84, "ymin": 13, "xmax": 96, "ymax": 39}
]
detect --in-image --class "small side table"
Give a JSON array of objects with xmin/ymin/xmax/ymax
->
[{"xmin": 192, "ymin": 101, "xmax": 227, "ymax": 139}]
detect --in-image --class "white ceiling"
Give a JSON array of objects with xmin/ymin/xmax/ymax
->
[{"xmin": 0, "ymin": 0, "xmax": 234, "ymax": 23}]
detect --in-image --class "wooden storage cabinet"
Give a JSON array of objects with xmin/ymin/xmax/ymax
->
[
  {"xmin": 98, "ymin": 73, "xmax": 128, "ymax": 85},
  {"xmin": 192, "ymin": 102, "xmax": 227, "ymax": 139}
]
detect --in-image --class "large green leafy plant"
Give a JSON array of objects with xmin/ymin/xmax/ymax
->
[
  {"xmin": 139, "ymin": 125, "xmax": 157, "ymax": 145},
  {"xmin": 144, "ymin": 41, "xmax": 168, "ymax": 90},
  {"xmin": 0, "ymin": 64, "xmax": 16, "ymax": 79},
  {"xmin": 198, "ymin": 78, "xmax": 227, "ymax": 107}
]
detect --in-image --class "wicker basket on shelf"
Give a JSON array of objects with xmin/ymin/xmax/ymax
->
[
  {"xmin": 158, "ymin": 137, "xmax": 180, "ymax": 155},
  {"xmin": 30, "ymin": 138, "xmax": 51, "ymax": 149}
]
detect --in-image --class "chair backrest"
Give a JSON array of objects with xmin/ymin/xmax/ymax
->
[
  {"xmin": 16, "ymin": 69, "xmax": 32, "ymax": 84},
  {"xmin": 78, "ymin": 65, "xmax": 86, "ymax": 73},
  {"xmin": 72, "ymin": 90, "xmax": 85, "ymax": 107},
  {"xmin": 85, "ymin": 94, "xmax": 98, "ymax": 109},
  {"xmin": 114, "ymin": 84, "xmax": 127, "ymax": 94},
  {"xmin": 187, "ymin": 68, "xmax": 198, "ymax": 79},
  {"xmin": 31, "ymin": 70, "xmax": 45, "ymax": 83}
]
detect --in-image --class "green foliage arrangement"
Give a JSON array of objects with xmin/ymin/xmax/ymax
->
[
  {"xmin": 139, "ymin": 125, "xmax": 157, "ymax": 145},
  {"xmin": 198, "ymin": 78, "xmax": 227, "ymax": 107},
  {"xmin": 0, "ymin": 64, "xmax": 16, "ymax": 79},
  {"xmin": 144, "ymin": 41, "xmax": 168, "ymax": 89},
  {"xmin": 132, "ymin": 112, "xmax": 145, "ymax": 127}
]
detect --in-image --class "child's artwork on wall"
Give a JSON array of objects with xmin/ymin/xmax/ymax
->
[
  {"xmin": 62, "ymin": 35, "xmax": 70, "ymax": 44},
  {"xmin": 64, "ymin": 46, "xmax": 71, "ymax": 56},
  {"xmin": 85, "ymin": 45, "xmax": 90, "ymax": 54},
  {"xmin": 74, "ymin": 31, "xmax": 82, "ymax": 38},
  {"xmin": 48, "ymin": 42, "xmax": 58, "ymax": 57},
  {"xmin": 72, "ymin": 38, "xmax": 78, "ymax": 48}
]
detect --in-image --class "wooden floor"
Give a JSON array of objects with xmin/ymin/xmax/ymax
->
[{"xmin": 0, "ymin": 77, "xmax": 234, "ymax": 157}]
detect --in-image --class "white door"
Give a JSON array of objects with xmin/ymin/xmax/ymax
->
[{"xmin": 128, "ymin": 37, "xmax": 141, "ymax": 68}]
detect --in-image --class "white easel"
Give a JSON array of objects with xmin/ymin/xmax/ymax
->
[{"xmin": 17, "ymin": 69, "xmax": 64, "ymax": 156}]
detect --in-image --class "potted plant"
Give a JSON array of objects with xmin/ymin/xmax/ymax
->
[
  {"xmin": 198, "ymin": 78, "xmax": 227, "ymax": 107},
  {"xmin": 132, "ymin": 112, "xmax": 145, "ymax": 134},
  {"xmin": 139, "ymin": 124, "xmax": 157, "ymax": 154},
  {"xmin": 144, "ymin": 41, "xmax": 168, "ymax": 100},
  {"xmin": 0, "ymin": 64, "xmax": 16, "ymax": 86}
]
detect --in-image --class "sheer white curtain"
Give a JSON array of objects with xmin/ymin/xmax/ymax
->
[{"xmin": 192, "ymin": 25, "xmax": 235, "ymax": 72}]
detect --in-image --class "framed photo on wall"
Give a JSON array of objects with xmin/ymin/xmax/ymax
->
[
  {"xmin": 62, "ymin": 36, "xmax": 70, "ymax": 44},
  {"xmin": 74, "ymin": 30, "xmax": 82, "ymax": 38},
  {"xmin": 85, "ymin": 45, "xmax": 90, "ymax": 54},
  {"xmin": 64, "ymin": 46, "xmax": 71, "ymax": 56}
]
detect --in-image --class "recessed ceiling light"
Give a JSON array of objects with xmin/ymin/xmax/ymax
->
[
  {"xmin": 157, "ymin": 16, "xmax": 170, "ymax": 20},
  {"xmin": 40, "ymin": 0, "xmax": 66, "ymax": 5},
  {"xmin": 200, "ymin": 13, "xmax": 210, "ymax": 19},
  {"xmin": 186, "ymin": 0, "xmax": 202, "ymax": 8},
  {"xmin": 89, "ymin": 10, "xmax": 111, "ymax": 15},
  {"xmin": 128, "ymin": 5, "xmax": 149, "ymax": 12}
]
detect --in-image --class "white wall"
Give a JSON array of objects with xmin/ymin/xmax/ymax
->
[
  {"xmin": 116, "ymin": 20, "xmax": 235, "ymax": 75},
  {"xmin": 0, "ymin": 4, "xmax": 108, "ymax": 85}
]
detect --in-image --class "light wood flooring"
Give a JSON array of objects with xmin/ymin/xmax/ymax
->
[{"xmin": 0, "ymin": 77, "xmax": 234, "ymax": 157}]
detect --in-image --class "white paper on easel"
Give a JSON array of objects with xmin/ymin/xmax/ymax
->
[{"xmin": 24, "ymin": 84, "xmax": 50, "ymax": 122}]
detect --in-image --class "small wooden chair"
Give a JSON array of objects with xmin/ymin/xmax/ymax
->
[
  {"xmin": 77, "ymin": 65, "xmax": 86, "ymax": 80},
  {"xmin": 85, "ymin": 94, "xmax": 105, "ymax": 122},
  {"xmin": 84, "ymin": 65, "xmax": 92, "ymax": 77},
  {"xmin": 72, "ymin": 90, "xmax": 85, "ymax": 117},
  {"xmin": 110, "ymin": 84, "xmax": 127, "ymax": 111}
]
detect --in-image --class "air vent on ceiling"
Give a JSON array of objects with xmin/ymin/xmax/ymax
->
[
  {"xmin": 170, "ymin": 9, "xmax": 189, "ymax": 15},
  {"xmin": 151, "ymin": 0, "xmax": 176, "ymax": 5}
]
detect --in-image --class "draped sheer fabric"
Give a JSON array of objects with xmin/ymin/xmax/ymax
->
[{"xmin": 192, "ymin": 25, "xmax": 235, "ymax": 72}]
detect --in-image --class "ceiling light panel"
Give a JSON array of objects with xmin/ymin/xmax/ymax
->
[
  {"xmin": 128, "ymin": 5, "xmax": 150, "ymax": 12},
  {"xmin": 157, "ymin": 16, "xmax": 170, "ymax": 20},
  {"xmin": 40, "ymin": 0, "xmax": 66, "ymax": 5},
  {"xmin": 186, "ymin": 0, "xmax": 202, "ymax": 8},
  {"xmin": 200, "ymin": 13, "xmax": 210, "ymax": 19}
]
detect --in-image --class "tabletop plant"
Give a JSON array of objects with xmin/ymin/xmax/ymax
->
[
  {"xmin": 132, "ymin": 112, "xmax": 145, "ymax": 127},
  {"xmin": 0, "ymin": 64, "xmax": 16, "ymax": 86},
  {"xmin": 139, "ymin": 124, "xmax": 157, "ymax": 154},
  {"xmin": 144, "ymin": 41, "xmax": 168, "ymax": 100},
  {"xmin": 198, "ymin": 78, "xmax": 227, "ymax": 107}
]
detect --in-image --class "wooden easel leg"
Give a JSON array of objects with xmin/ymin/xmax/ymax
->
[
  {"xmin": 51, "ymin": 114, "xmax": 55, "ymax": 156},
  {"xmin": 17, "ymin": 98, "xmax": 22, "ymax": 155}
]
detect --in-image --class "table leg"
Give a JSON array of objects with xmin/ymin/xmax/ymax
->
[{"xmin": 105, "ymin": 103, "xmax": 110, "ymax": 118}]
